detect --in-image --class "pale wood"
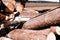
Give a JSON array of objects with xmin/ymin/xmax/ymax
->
[
  {"xmin": 46, "ymin": 32, "xmax": 56, "ymax": 40},
  {"xmin": 50, "ymin": 26, "xmax": 60, "ymax": 35}
]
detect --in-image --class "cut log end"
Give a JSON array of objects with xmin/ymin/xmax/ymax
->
[
  {"xmin": 56, "ymin": 27, "xmax": 60, "ymax": 35},
  {"xmin": 46, "ymin": 32, "xmax": 56, "ymax": 40},
  {"xmin": 50, "ymin": 26, "xmax": 60, "ymax": 35}
]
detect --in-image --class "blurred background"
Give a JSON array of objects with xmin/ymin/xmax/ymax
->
[{"xmin": 28, "ymin": 0, "xmax": 59, "ymax": 2}]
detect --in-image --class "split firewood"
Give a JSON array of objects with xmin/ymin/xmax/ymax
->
[
  {"xmin": 22, "ymin": 8, "xmax": 60, "ymax": 29},
  {"xmin": 1, "ymin": 0, "xmax": 15, "ymax": 13},
  {"xmin": 0, "ymin": 37, "xmax": 13, "ymax": 40},
  {"xmin": 1, "ymin": 0, "xmax": 15, "ymax": 22},
  {"xmin": 2, "ymin": 0, "xmax": 15, "ymax": 12}
]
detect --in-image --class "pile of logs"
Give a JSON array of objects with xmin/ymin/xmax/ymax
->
[{"xmin": 0, "ymin": 0, "xmax": 60, "ymax": 40}]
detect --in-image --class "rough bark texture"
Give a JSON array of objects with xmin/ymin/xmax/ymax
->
[
  {"xmin": 7, "ymin": 26, "xmax": 59, "ymax": 40},
  {"xmin": 0, "ymin": 0, "xmax": 60, "ymax": 40},
  {"xmin": 7, "ymin": 29, "xmax": 51, "ymax": 40},
  {"xmin": 22, "ymin": 8, "xmax": 60, "ymax": 29}
]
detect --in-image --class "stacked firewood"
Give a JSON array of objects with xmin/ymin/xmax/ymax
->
[{"xmin": 0, "ymin": 0, "xmax": 60, "ymax": 40}]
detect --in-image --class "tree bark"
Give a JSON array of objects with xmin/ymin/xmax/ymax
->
[
  {"xmin": 7, "ymin": 26, "xmax": 60, "ymax": 40},
  {"xmin": 22, "ymin": 8, "xmax": 60, "ymax": 29},
  {"xmin": 7, "ymin": 29, "xmax": 51, "ymax": 40}
]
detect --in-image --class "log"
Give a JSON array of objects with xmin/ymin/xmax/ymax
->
[
  {"xmin": 7, "ymin": 29, "xmax": 50, "ymax": 40},
  {"xmin": 22, "ymin": 8, "xmax": 60, "ymax": 29},
  {"xmin": 7, "ymin": 26, "xmax": 60, "ymax": 40}
]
